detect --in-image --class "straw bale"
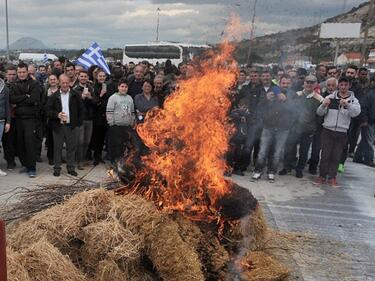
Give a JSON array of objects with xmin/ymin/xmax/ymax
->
[
  {"xmin": 174, "ymin": 216, "xmax": 229, "ymax": 279},
  {"xmin": 240, "ymin": 251, "xmax": 289, "ymax": 281},
  {"xmin": 6, "ymin": 247, "xmax": 31, "ymax": 281},
  {"xmin": 19, "ymin": 238, "xmax": 88, "ymax": 281},
  {"xmin": 81, "ymin": 218, "xmax": 141, "ymax": 269},
  {"xmin": 95, "ymin": 259, "xmax": 128, "ymax": 281},
  {"xmin": 9, "ymin": 189, "xmax": 113, "ymax": 251},
  {"xmin": 226, "ymin": 204, "xmax": 267, "ymax": 252},
  {"xmin": 146, "ymin": 218, "xmax": 205, "ymax": 281}
]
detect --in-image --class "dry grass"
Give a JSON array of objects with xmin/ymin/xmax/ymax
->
[{"xmin": 6, "ymin": 247, "xmax": 31, "ymax": 281}]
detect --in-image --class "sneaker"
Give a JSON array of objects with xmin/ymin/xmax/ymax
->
[
  {"xmin": 0, "ymin": 169, "xmax": 7, "ymax": 176},
  {"xmin": 295, "ymin": 170, "xmax": 303, "ymax": 178},
  {"xmin": 252, "ymin": 172, "xmax": 262, "ymax": 180},
  {"xmin": 328, "ymin": 178, "xmax": 338, "ymax": 188},
  {"xmin": 337, "ymin": 164, "xmax": 345, "ymax": 173},
  {"xmin": 77, "ymin": 165, "xmax": 85, "ymax": 170},
  {"xmin": 68, "ymin": 170, "xmax": 78, "ymax": 177},
  {"xmin": 7, "ymin": 162, "xmax": 16, "ymax": 171},
  {"xmin": 36, "ymin": 156, "xmax": 43, "ymax": 163},
  {"xmin": 348, "ymin": 152, "xmax": 354, "ymax": 158},
  {"xmin": 53, "ymin": 170, "xmax": 60, "ymax": 177},
  {"xmin": 313, "ymin": 176, "xmax": 326, "ymax": 186},
  {"xmin": 48, "ymin": 159, "xmax": 54, "ymax": 166},
  {"xmin": 278, "ymin": 169, "xmax": 290, "ymax": 176},
  {"xmin": 28, "ymin": 170, "xmax": 36, "ymax": 178},
  {"xmin": 267, "ymin": 173, "xmax": 275, "ymax": 181}
]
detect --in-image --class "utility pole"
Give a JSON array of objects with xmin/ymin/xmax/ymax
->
[
  {"xmin": 360, "ymin": 0, "xmax": 375, "ymax": 66},
  {"xmin": 5, "ymin": 0, "xmax": 10, "ymax": 60},
  {"xmin": 246, "ymin": 0, "xmax": 258, "ymax": 66},
  {"xmin": 156, "ymin": 7, "xmax": 160, "ymax": 42}
]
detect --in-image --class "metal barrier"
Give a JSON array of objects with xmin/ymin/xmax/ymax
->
[{"xmin": 0, "ymin": 219, "xmax": 7, "ymax": 281}]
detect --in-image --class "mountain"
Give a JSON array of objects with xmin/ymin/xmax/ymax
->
[
  {"xmin": 234, "ymin": 1, "xmax": 375, "ymax": 64},
  {"xmin": 9, "ymin": 37, "xmax": 48, "ymax": 50}
]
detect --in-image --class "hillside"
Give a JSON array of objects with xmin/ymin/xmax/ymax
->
[
  {"xmin": 235, "ymin": 1, "xmax": 375, "ymax": 64},
  {"xmin": 9, "ymin": 37, "xmax": 48, "ymax": 50}
]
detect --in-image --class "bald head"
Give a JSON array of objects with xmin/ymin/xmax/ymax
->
[{"xmin": 59, "ymin": 74, "xmax": 70, "ymax": 92}]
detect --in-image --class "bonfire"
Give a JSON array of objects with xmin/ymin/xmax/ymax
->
[{"xmin": 4, "ymin": 26, "xmax": 289, "ymax": 281}]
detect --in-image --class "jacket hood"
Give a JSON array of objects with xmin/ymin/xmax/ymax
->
[{"xmin": 0, "ymin": 78, "xmax": 4, "ymax": 93}]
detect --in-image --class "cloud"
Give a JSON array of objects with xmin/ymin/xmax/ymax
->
[{"xmin": 0, "ymin": 0, "xmax": 368, "ymax": 49}]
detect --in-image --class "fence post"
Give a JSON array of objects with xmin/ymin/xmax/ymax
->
[{"xmin": 0, "ymin": 219, "xmax": 7, "ymax": 281}]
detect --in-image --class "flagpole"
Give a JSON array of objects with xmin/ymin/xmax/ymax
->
[
  {"xmin": 156, "ymin": 8, "xmax": 160, "ymax": 42},
  {"xmin": 5, "ymin": 0, "xmax": 10, "ymax": 61}
]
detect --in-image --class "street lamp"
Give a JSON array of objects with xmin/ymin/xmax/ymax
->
[{"xmin": 5, "ymin": 0, "xmax": 10, "ymax": 60}]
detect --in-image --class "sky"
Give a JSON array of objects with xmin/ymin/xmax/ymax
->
[{"xmin": 0, "ymin": 0, "xmax": 368, "ymax": 49}]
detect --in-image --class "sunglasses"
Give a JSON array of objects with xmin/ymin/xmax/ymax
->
[{"xmin": 328, "ymin": 72, "xmax": 336, "ymax": 75}]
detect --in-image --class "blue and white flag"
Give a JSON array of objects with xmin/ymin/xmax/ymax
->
[
  {"xmin": 76, "ymin": 42, "xmax": 111, "ymax": 75},
  {"xmin": 42, "ymin": 53, "xmax": 49, "ymax": 64}
]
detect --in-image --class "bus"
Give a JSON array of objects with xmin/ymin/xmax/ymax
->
[{"xmin": 122, "ymin": 42, "xmax": 210, "ymax": 65}]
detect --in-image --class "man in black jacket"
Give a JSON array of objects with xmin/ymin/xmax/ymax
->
[
  {"xmin": 252, "ymin": 75, "xmax": 294, "ymax": 181},
  {"xmin": 354, "ymin": 76, "xmax": 375, "ymax": 167},
  {"xmin": 10, "ymin": 62, "xmax": 41, "ymax": 177},
  {"xmin": 47, "ymin": 74, "xmax": 83, "ymax": 177}
]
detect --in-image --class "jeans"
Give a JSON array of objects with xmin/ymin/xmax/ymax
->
[
  {"xmin": 108, "ymin": 125, "xmax": 132, "ymax": 163},
  {"xmin": 354, "ymin": 124, "xmax": 375, "ymax": 163},
  {"xmin": 245, "ymin": 122, "xmax": 263, "ymax": 166},
  {"xmin": 283, "ymin": 130, "xmax": 314, "ymax": 172},
  {"xmin": 255, "ymin": 128, "xmax": 289, "ymax": 173},
  {"xmin": 76, "ymin": 120, "xmax": 93, "ymax": 165},
  {"xmin": 0, "ymin": 121, "xmax": 4, "ymax": 143},
  {"xmin": 320, "ymin": 128, "xmax": 348, "ymax": 179}
]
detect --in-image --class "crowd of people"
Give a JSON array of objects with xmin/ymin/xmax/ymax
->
[
  {"xmin": 228, "ymin": 64, "xmax": 375, "ymax": 187},
  {"xmin": 0, "ymin": 58, "xmax": 374, "ymax": 187}
]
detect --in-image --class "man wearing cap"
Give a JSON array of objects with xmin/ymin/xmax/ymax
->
[
  {"xmin": 315, "ymin": 76, "xmax": 360, "ymax": 187},
  {"xmin": 279, "ymin": 75, "xmax": 323, "ymax": 178}
]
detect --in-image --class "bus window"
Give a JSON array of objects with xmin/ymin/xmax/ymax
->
[{"xmin": 124, "ymin": 45, "xmax": 181, "ymax": 59}]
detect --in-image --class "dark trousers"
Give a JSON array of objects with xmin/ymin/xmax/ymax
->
[
  {"xmin": 108, "ymin": 125, "xmax": 131, "ymax": 163},
  {"xmin": 309, "ymin": 127, "xmax": 322, "ymax": 170},
  {"xmin": 255, "ymin": 128, "xmax": 289, "ymax": 173},
  {"xmin": 227, "ymin": 141, "xmax": 249, "ymax": 171},
  {"xmin": 35, "ymin": 117, "xmax": 44, "ymax": 158},
  {"xmin": 348, "ymin": 118, "xmax": 361, "ymax": 154},
  {"xmin": 16, "ymin": 118, "xmax": 37, "ymax": 171},
  {"xmin": 354, "ymin": 124, "xmax": 375, "ymax": 163},
  {"xmin": 283, "ymin": 130, "xmax": 313, "ymax": 171},
  {"xmin": 320, "ymin": 128, "xmax": 348, "ymax": 179},
  {"xmin": 53, "ymin": 125, "xmax": 78, "ymax": 171},
  {"xmin": 46, "ymin": 122, "xmax": 54, "ymax": 162},
  {"xmin": 2, "ymin": 117, "xmax": 17, "ymax": 165},
  {"xmin": 92, "ymin": 123, "xmax": 107, "ymax": 161}
]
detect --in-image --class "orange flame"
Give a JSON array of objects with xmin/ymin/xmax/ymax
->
[{"xmin": 123, "ymin": 42, "xmax": 238, "ymax": 221}]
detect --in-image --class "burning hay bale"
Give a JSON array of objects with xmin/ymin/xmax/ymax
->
[{"xmin": 240, "ymin": 251, "xmax": 290, "ymax": 281}]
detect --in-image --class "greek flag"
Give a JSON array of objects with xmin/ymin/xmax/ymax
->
[
  {"xmin": 42, "ymin": 53, "xmax": 49, "ymax": 64},
  {"xmin": 76, "ymin": 42, "xmax": 111, "ymax": 75}
]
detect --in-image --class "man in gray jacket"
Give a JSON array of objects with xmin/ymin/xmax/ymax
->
[{"xmin": 315, "ymin": 76, "xmax": 361, "ymax": 187}]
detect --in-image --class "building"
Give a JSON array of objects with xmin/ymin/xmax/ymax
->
[{"xmin": 337, "ymin": 52, "xmax": 361, "ymax": 66}]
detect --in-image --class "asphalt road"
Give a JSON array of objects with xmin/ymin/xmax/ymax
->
[{"xmin": 233, "ymin": 161, "xmax": 375, "ymax": 281}]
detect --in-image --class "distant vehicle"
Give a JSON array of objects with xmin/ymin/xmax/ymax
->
[
  {"xmin": 122, "ymin": 42, "xmax": 211, "ymax": 65},
  {"xmin": 18, "ymin": 53, "xmax": 58, "ymax": 63}
]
